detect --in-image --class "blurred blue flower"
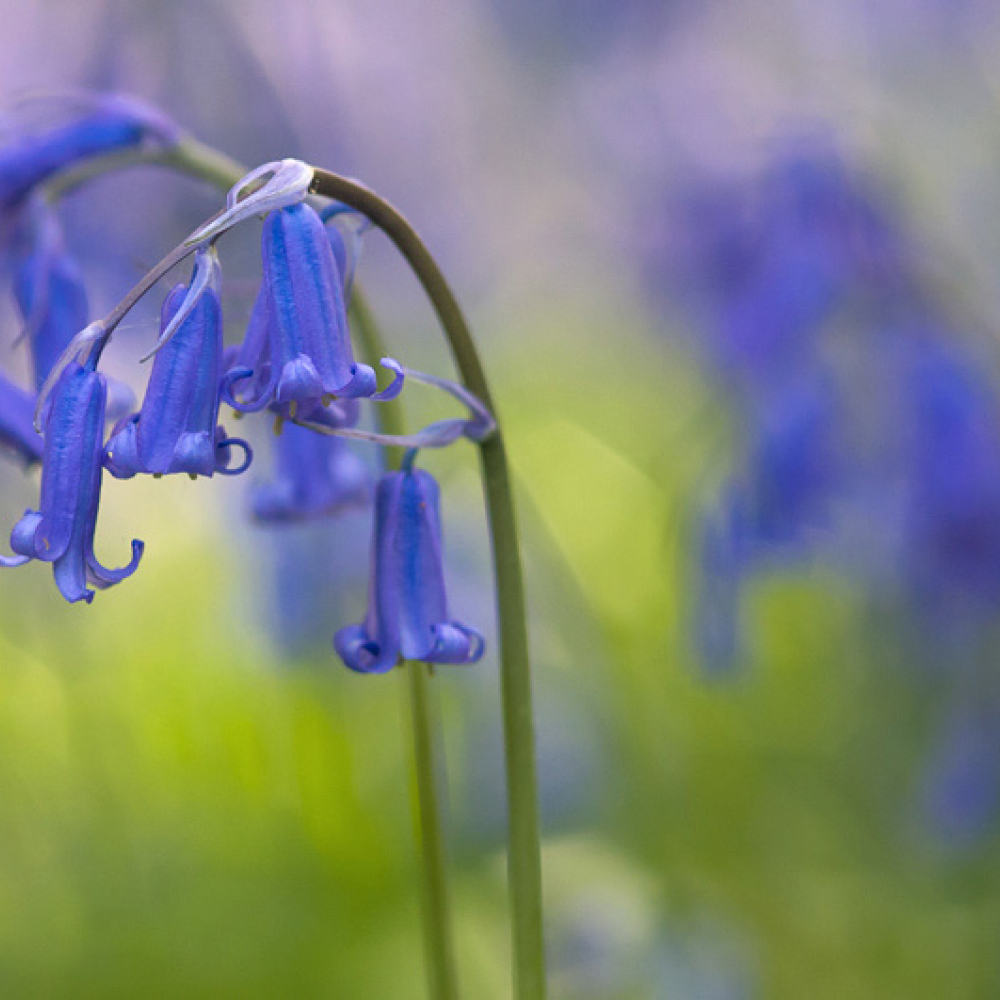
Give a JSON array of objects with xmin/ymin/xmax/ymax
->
[
  {"xmin": 223, "ymin": 203, "xmax": 402, "ymax": 421},
  {"xmin": 1, "ymin": 361, "xmax": 142, "ymax": 603},
  {"xmin": 695, "ymin": 379, "xmax": 840, "ymax": 668},
  {"xmin": 334, "ymin": 465, "xmax": 484, "ymax": 673},
  {"xmin": 897, "ymin": 335, "xmax": 1000, "ymax": 623},
  {"xmin": 9, "ymin": 198, "xmax": 88, "ymax": 391},
  {"xmin": 250, "ymin": 422, "xmax": 368, "ymax": 523},
  {"xmin": 0, "ymin": 371, "xmax": 43, "ymax": 466},
  {"xmin": 104, "ymin": 250, "xmax": 251, "ymax": 479},
  {"xmin": 0, "ymin": 94, "xmax": 179, "ymax": 211},
  {"xmin": 664, "ymin": 141, "xmax": 907, "ymax": 387}
]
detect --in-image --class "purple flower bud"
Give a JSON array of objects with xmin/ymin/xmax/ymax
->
[
  {"xmin": 1, "ymin": 362, "xmax": 143, "ymax": 603},
  {"xmin": 104, "ymin": 252, "xmax": 251, "ymax": 479},
  {"xmin": 251, "ymin": 422, "xmax": 369, "ymax": 523},
  {"xmin": 0, "ymin": 95, "xmax": 179, "ymax": 209},
  {"xmin": 223, "ymin": 203, "xmax": 402, "ymax": 420},
  {"xmin": 335, "ymin": 467, "xmax": 484, "ymax": 673}
]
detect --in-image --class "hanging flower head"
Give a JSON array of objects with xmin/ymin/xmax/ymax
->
[
  {"xmin": 104, "ymin": 248, "xmax": 251, "ymax": 479},
  {"xmin": 0, "ymin": 361, "xmax": 143, "ymax": 603},
  {"xmin": 335, "ymin": 463, "xmax": 484, "ymax": 673},
  {"xmin": 223, "ymin": 202, "xmax": 402, "ymax": 421}
]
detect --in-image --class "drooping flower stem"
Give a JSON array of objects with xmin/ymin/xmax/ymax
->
[
  {"xmin": 48, "ymin": 140, "xmax": 471, "ymax": 997},
  {"xmin": 351, "ymin": 289, "xmax": 461, "ymax": 1000},
  {"xmin": 311, "ymin": 168, "xmax": 546, "ymax": 1000},
  {"xmin": 43, "ymin": 134, "xmax": 248, "ymax": 201}
]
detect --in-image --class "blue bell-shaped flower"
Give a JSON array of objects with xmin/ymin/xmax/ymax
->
[
  {"xmin": 104, "ymin": 250, "xmax": 251, "ymax": 479},
  {"xmin": 1, "ymin": 361, "xmax": 143, "ymax": 603},
  {"xmin": 334, "ymin": 465, "xmax": 484, "ymax": 673}
]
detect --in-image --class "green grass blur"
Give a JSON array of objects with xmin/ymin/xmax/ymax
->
[{"xmin": 0, "ymin": 313, "xmax": 996, "ymax": 998}]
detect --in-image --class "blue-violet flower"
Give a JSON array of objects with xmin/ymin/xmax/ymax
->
[
  {"xmin": 104, "ymin": 251, "xmax": 251, "ymax": 479},
  {"xmin": 251, "ymin": 422, "xmax": 368, "ymax": 523},
  {"xmin": 0, "ymin": 94, "xmax": 178, "ymax": 210},
  {"xmin": 223, "ymin": 203, "xmax": 402, "ymax": 420},
  {"xmin": 0, "ymin": 361, "xmax": 143, "ymax": 603},
  {"xmin": 335, "ymin": 466, "xmax": 484, "ymax": 672},
  {"xmin": 10, "ymin": 199, "xmax": 89, "ymax": 390}
]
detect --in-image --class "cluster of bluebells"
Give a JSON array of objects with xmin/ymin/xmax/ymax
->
[
  {"xmin": 656, "ymin": 137, "xmax": 1000, "ymax": 845},
  {"xmin": 0, "ymin": 94, "xmax": 487, "ymax": 673}
]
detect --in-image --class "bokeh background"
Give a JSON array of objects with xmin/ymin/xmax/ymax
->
[{"xmin": 1, "ymin": 1, "xmax": 1000, "ymax": 996}]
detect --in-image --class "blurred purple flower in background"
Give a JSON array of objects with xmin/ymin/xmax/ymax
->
[
  {"xmin": 250, "ymin": 423, "xmax": 368, "ymax": 523},
  {"xmin": 0, "ymin": 93, "xmax": 178, "ymax": 212},
  {"xmin": 8, "ymin": 198, "xmax": 89, "ymax": 391},
  {"xmin": 655, "ymin": 134, "xmax": 1000, "ymax": 845},
  {"xmin": 0, "ymin": 372, "xmax": 43, "ymax": 466}
]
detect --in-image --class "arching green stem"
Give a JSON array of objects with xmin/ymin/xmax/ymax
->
[
  {"xmin": 41, "ymin": 141, "xmax": 543, "ymax": 998},
  {"xmin": 312, "ymin": 169, "xmax": 545, "ymax": 1000}
]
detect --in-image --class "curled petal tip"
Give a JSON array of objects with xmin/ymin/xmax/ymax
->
[
  {"xmin": 373, "ymin": 358, "xmax": 405, "ymax": 401},
  {"xmin": 427, "ymin": 623, "xmax": 486, "ymax": 664},
  {"xmin": 215, "ymin": 436, "xmax": 253, "ymax": 476},
  {"xmin": 334, "ymin": 363, "xmax": 378, "ymax": 400},
  {"xmin": 87, "ymin": 538, "xmax": 144, "ymax": 589},
  {"xmin": 334, "ymin": 625, "xmax": 398, "ymax": 674}
]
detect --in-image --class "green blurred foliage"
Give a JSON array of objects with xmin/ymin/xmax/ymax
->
[{"xmin": 0, "ymin": 310, "xmax": 996, "ymax": 997}]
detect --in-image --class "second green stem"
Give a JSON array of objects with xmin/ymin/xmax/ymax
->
[{"xmin": 352, "ymin": 292, "xmax": 461, "ymax": 1000}]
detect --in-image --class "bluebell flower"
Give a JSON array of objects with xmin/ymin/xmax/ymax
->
[
  {"xmin": 334, "ymin": 465, "xmax": 484, "ymax": 673},
  {"xmin": 104, "ymin": 251, "xmax": 251, "ymax": 479},
  {"xmin": 0, "ymin": 361, "xmax": 143, "ymax": 603},
  {"xmin": 695, "ymin": 379, "xmax": 839, "ymax": 665},
  {"xmin": 739, "ymin": 380, "xmax": 840, "ymax": 551},
  {"xmin": 251, "ymin": 422, "xmax": 368, "ymax": 523},
  {"xmin": 664, "ymin": 141, "xmax": 907, "ymax": 387},
  {"xmin": 223, "ymin": 203, "xmax": 402, "ymax": 421},
  {"xmin": 897, "ymin": 334, "xmax": 1000, "ymax": 621},
  {"xmin": 0, "ymin": 371, "xmax": 43, "ymax": 466},
  {"xmin": 0, "ymin": 95, "xmax": 179, "ymax": 210},
  {"xmin": 9, "ymin": 199, "xmax": 89, "ymax": 391}
]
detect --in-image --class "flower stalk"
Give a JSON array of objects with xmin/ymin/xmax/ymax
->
[
  {"xmin": 310, "ymin": 169, "xmax": 545, "ymax": 1000},
  {"xmin": 352, "ymin": 286, "xmax": 461, "ymax": 999},
  {"xmin": 37, "ymin": 138, "xmax": 544, "ymax": 999}
]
